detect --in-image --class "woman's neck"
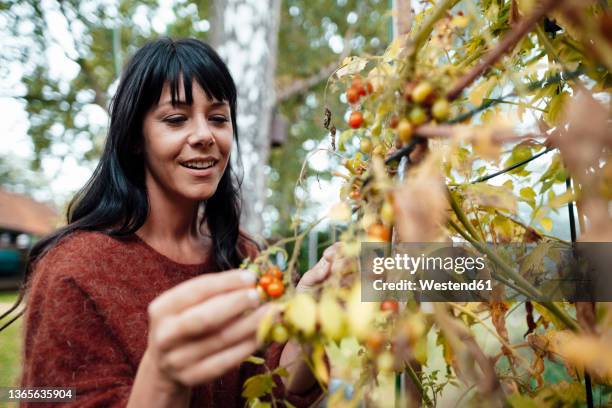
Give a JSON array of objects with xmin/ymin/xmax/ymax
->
[{"xmin": 136, "ymin": 176, "xmax": 209, "ymax": 262}]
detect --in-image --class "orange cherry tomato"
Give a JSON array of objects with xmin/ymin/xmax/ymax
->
[
  {"xmin": 268, "ymin": 265, "xmax": 283, "ymax": 280},
  {"xmin": 367, "ymin": 223, "xmax": 391, "ymax": 242},
  {"xmin": 266, "ymin": 280, "xmax": 285, "ymax": 298},
  {"xmin": 366, "ymin": 81, "xmax": 374, "ymax": 94},
  {"xmin": 348, "ymin": 111, "xmax": 364, "ymax": 129},
  {"xmin": 346, "ymin": 87, "xmax": 360, "ymax": 104},
  {"xmin": 366, "ymin": 332, "xmax": 385, "ymax": 353},
  {"xmin": 389, "ymin": 115, "xmax": 399, "ymax": 129},
  {"xmin": 258, "ymin": 274, "xmax": 274, "ymax": 290},
  {"xmin": 380, "ymin": 300, "xmax": 399, "ymax": 313}
]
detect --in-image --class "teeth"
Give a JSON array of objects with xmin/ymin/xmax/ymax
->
[{"xmin": 182, "ymin": 160, "xmax": 215, "ymax": 169}]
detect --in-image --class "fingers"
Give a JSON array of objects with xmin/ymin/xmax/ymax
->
[
  {"xmin": 154, "ymin": 288, "xmax": 261, "ymax": 351},
  {"xmin": 162, "ymin": 305, "xmax": 271, "ymax": 371},
  {"xmin": 323, "ymin": 242, "xmax": 342, "ymax": 262},
  {"xmin": 149, "ymin": 269, "xmax": 257, "ymax": 317},
  {"xmin": 177, "ymin": 338, "xmax": 259, "ymax": 387}
]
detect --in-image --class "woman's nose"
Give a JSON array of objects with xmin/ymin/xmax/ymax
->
[{"xmin": 188, "ymin": 116, "xmax": 215, "ymax": 147}]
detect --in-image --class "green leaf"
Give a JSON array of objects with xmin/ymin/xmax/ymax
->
[
  {"xmin": 545, "ymin": 91, "xmax": 570, "ymax": 125},
  {"xmin": 507, "ymin": 394, "xmax": 539, "ymax": 408},
  {"xmin": 244, "ymin": 356, "xmax": 266, "ymax": 365},
  {"xmin": 520, "ymin": 187, "xmax": 536, "ymax": 200},
  {"xmin": 242, "ymin": 373, "xmax": 275, "ymax": 399},
  {"xmin": 533, "ymin": 302, "xmax": 568, "ymax": 330},
  {"xmin": 463, "ymin": 183, "xmax": 518, "ymax": 213}
]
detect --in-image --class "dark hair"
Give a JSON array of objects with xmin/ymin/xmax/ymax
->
[{"xmin": 0, "ymin": 38, "xmax": 255, "ymax": 329}]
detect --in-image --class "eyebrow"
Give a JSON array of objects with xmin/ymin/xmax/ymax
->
[{"xmin": 157, "ymin": 100, "xmax": 229, "ymax": 109}]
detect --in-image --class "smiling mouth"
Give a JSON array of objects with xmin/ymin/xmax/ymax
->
[{"xmin": 179, "ymin": 159, "xmax": 217, "ymax": 170}]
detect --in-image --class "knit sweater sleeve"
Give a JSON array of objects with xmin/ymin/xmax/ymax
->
[{"xmin": 20, "ymin": 247, "xmax": 135, "ymax": 408}]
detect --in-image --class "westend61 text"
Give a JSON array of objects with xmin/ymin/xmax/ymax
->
[{"xmin": 373, "ymin": 279, "xmax": 493, "ymax": 291}]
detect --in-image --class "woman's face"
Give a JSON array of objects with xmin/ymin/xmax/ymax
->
[{"xmin": 141, "ymin": 80, "xmax": 233, "ymax": 203}]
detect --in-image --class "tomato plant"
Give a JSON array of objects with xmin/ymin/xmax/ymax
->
[{"xmin": 242, "ymin": 1, "xmax": 612, "ymax": 406}]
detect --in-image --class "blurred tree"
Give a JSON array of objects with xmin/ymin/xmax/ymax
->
[
  {"xmin": 0, "ymin": 0, "xmax": 211, "ymax": 169},
  {"xmin": 0, "ymin": 0, "xmax": 391, "ymax": 238},
  {"xmin": 267, "ymin": 0, "xmax": 390, "ymax": 237},
  {"xmin": 210, "ymin": 0, "xmax": 281, "ymax": 238}
]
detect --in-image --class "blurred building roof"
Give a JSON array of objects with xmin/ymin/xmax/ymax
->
[{"xmin": 0, "ymin": 188, "xmax": 59, "ymax": 236}]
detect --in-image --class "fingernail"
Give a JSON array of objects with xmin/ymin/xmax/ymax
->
[
  {"xmin": 241, "ymin": 270, "xmax": 257, "ymax": 284},
  {"xmin": 247, "ymin": 288, "xmax": 260, "ymax": 302}
]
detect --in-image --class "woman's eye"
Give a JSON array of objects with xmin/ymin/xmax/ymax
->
[
  {"xmin": 164, "ymin": 116, "xmax": 187, "ymax": 125},
  {"xmin": 210, "ymin": 116, "xmax": 229, "ymax": 124}
]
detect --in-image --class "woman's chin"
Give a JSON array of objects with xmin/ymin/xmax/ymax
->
[{"xmin": 181, "ymin": 185, "xmax": 219, "ymax": 202}]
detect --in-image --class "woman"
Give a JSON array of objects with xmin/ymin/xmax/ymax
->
[{"xmin": 17, "ymin": 38, "xmax": 336, "ymax": 407}]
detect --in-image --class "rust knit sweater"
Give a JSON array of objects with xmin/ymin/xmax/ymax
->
[{"xmin": 20, "ymin": 231, "xmax": 321, "ymax": 407}]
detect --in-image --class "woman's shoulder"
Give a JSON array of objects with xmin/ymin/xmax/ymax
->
[
  {"xmin": 31, "ymin": 230, "xmax": 132, "ymax": 281},
  {"xmin": 43, "ymin": 230, "xmax": 125, "ymax": 260}
]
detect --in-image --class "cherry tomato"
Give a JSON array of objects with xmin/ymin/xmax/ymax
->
[
  {"xmin": 380, "ymin": 201, "xmax": 394, "ymax": 225},
  {"xmin": 366, "ymin": 81, "xmax": 374, "ymax": 94},
  {"xmin": 271, "ymin": 325, "xmax": 289, "ymax": 343},
  {"xmin": 352, "ymin": 76, "xmax": 366, "ymax": 96},
  {"xmin": 389, "ymin": 115, "xmax": 399, "ymax": 129},
  {"xmin": 366, "ymin": 332, "xmax": 385, "ymax": 353},
  {"xmin": 348, "ymin": 111, "xmax": 364, "ymax": 129},
  {"xmin": 367, "ymin": 223, "xmax": 391, "ymax": 242},
  {"xmin": 360, "ymin": 138, "xmax": 373, "ymax": 154},
  {"xmin": 397, "ymin": 119, "xmax": 413, "ymax": 143},
  {"xmin": 403, "ymin": 82, "xmax": 416, "ymax": 102},
  {"xmin": 346, "ymin": 87, "xmax": 360, "ymax": 104},
  {"xmin": 412, "ymin": 81, "xmax": 434, "ymax": 104},
  {"xmin": 432, "ymin": 98, "xmax": 450, "ymax": 121},
  {"xmin": 409, "ymin": 106, "xmax": 428, "ymax": 125},
  {"xmin": 256, "ymin": 285, "xmax": 267, "ymax": 301},
  {"xmin": 380, "ymin": 300, "xmax": 399, "ymax": 313},
  {"xmin": 268, "ymin": 265, "xmax": 283, "ymax": 280},
  {"xmin": 258, "ymin": 273, "xmax": 274, "ymax": 290},
  {"xmin": 266, "ymin": 280, "xmax": 285, "ymax": 298}
]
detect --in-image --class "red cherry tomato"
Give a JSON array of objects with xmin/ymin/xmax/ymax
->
[
  {"xmin": 367, "ymin": 223, "xmax": 391, "ymax": 242},
  {"xmin": 380, "ymin": 300, "xmax": 399, "ymax": 313},
  {"xmin": 366, "ymin": 81, "xmax": 374, "ymax": 94},
  {"xmin": 348, "ymin": 111, "xmax": 364, "ymax": 129},
  {"xmin": 346, "ymin": 87, "xmax": 360, "ymax": 104},
  {"xmin": 268, "ymin": 265, "xmax": 283, "ymax": 280},
  {"xmin": 266, "ymin": 280, "xmax": 285, "ymax": 298},
  {"xmin": 258, "ymin": 274, "xmax": 274, "ymax": 290}
]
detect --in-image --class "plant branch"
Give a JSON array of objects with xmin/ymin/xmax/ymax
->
[
  {"xmin": 276, "ymin": 25, "xmax": 355, "ymax": 103},
  {"xmin": 447, "ymin": 187, "xmax": 482, "ymax": 241},
  {"xmin": 447, "ymin": 0, "xmax": 563, "ymax": 101},
  {"xmin": 471, "ymin": 147, "xmax": 554, "ymax": 184}
]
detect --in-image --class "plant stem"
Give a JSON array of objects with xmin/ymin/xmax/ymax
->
[
  {"xmin": 470, "ymin": 147, "xmax": 554, "ymax": 184},
  {"xmin": 447, "ymin": 187, "xmax": 482, "ymax": 241},
  {"xmin": 447, "ymin": 302, "xmax": 531, "ymax": 369},
  {"xmin": 401, "ymin": 0, "xmax": 458, "ymax": 77},
  {"xmin": 404, "ymin": 361, "xmax": 430, "ymax": 406},
  {"xmin": 447, "ymin": 0, "xmax": 563, "ymax": 100}
]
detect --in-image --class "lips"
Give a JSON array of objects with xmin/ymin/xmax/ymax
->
[
  {"xmin": 179, "ymin": 157, "xmax": 218, "ymax": 169},
  {"xmin": 179, "ymin": 157, "xmax": 219, "ymax": 175}
]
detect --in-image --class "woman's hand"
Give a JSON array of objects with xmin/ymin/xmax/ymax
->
[
  {"xmin": 295, "ymin": 242, "xmax": 342, "ymax": 294},
  {"xmin": 143, "ymin": 269, "xmax": 268, "ymax": 392}
]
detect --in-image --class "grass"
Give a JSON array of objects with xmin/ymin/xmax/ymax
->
[{"xmin": 0, "ymin": 291, "xmax": 23, "ymax": 388}]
